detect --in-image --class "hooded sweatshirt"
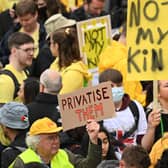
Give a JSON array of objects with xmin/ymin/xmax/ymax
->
[{"xmin": 50, "ymin": 59, "xmax": 91, "ymax": 94}]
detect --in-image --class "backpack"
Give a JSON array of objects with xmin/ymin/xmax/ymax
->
[
  {"xmin": 1, "ymin": 146, "xmax": 27, "ymax": 167},
  {"xmin": 2, "ymin": 146, "xmax": 26, "ymax": 153},
  {"xmin": 110, "ymin": 100, "xmax": 140, "ymax": 151},
  {"xmin": 110, "ymin": 100, "xmax": 140, "ymax": 142},
  {"xmin": 0, "ymin": 69, "xmax": 29, "ymax": 99},
  {"xmin": 122, "ymin": 100, "xmax": 140, "ymax": 139}
]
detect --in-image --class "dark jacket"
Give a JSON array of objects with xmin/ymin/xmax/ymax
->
[
  {"xmin": 0, "ymin": 22, "xmax": 46, "ymax": 67},
  {"xmin": 27, "ymin": 93, "xmax": 61, "ymax": 127},
  {"xmin": 1, "ymin": 131, "xmax": 27, "ymax": 168},
  {"xmin": 108, "ymin": 0, "xmax": 127, "ymax": 28},
  {"xmin": 70, "ymin": 6, "xmax": 109, "ymax": 21},
  {"xmin": 34, "ymin": 43, "xmax": 55, "ymax": 77},
  {"xmin": 0, "ymin": 9, "xmax": 14, "ymax": 41}
]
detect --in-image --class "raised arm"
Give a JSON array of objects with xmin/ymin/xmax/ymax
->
[
  {"xmin": 86, "ymin": 119, "xmax": 100, "ymax": 145},
  {"xmin": 67, "ymin": 120, "xmax": 102, "ymax": 168},
  {"xmin": 141, "ymin": 109, "xmax": 161, "ymax": 151}
]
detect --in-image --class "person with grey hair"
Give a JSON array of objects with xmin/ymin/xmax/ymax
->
[
  {"xmin": 27, "ymin": 69, "xmax": 62, "ymax": 127},
  {"xmin": 39, "ymin": 69, "xmax": 62, "ymax": 94},
  {"xmin": 10, "ymin": 117, "xmax": 101, "ymax": 168},
  {"xmin": 0, "ymin": 102, "xmax": 29, "ymax": 168}
]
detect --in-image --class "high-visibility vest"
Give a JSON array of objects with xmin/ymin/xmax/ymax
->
[{"xmin": 9, "ymin": 148, "xmax": 74, "ymax": 168}]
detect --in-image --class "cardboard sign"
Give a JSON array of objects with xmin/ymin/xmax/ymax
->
[
  {"xmin": 127, "ymin": 0, "xmax": 168, "ymax": 80},
  {"xmin": 58, "ymin": 82, "xmax": 115, "ymax": 131},
  {"xmin": 77, "ymin": 15, "xmax": 112, "ymax": 69}
]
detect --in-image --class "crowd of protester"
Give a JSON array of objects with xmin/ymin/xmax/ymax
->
[{"xmin": 0, "ymin": 0, "xmax": 167, "ymax": 168}]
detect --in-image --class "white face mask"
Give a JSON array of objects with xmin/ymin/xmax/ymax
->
[{"xmin": 111, "ymin": 86, "xmax": 124, "ymax": 102}]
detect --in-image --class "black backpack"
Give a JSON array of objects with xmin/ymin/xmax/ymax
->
[
  {"xmin": 110, "ymin": 100, "xmax": 140, "ymax": 149},
  {"xmin": 122, "ymin": 100, "xmax": 140, "ymax": 139},
  {"xmin": 0, "ymin": 69, "xmax": 29, "ymax": 99}
]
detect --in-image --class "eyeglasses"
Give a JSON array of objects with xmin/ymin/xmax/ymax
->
[{"xmin": 16, "ymin": 47, "xmax": 37, "ymax": 53}]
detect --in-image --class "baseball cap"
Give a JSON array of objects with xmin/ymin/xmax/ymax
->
[
  {"xmin": 0, "ymin": 102, "xmax": 29, "ymax": 129},
  {"xmin": 44, "ymin": 13, "xmax": 76, "ymax": 39},
  {"xmin": 29, "ymin": 117, "xmax": 63, "ymax": 135}
]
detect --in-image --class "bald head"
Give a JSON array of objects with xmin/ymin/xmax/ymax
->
[{"xmin": 40, "ymin": 69, "xmax": 62, "ymax": 94}]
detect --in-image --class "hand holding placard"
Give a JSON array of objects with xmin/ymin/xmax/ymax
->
[{"xmin": 86, "ymin": 119, "xmax": 100, "ymax": 145}]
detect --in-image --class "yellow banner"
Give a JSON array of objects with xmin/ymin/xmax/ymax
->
[{"xmin": 127, "ymin": 0, "xmax": 168, "ymax": 80}]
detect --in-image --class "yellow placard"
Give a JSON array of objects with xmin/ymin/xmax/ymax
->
[
  {"xmin": 77, "ymin": 15, "xmax": 112, "ymax": 69},
  {"xmin": 127, "ymin": 0, "xmax": 168, "ymax": 80}
]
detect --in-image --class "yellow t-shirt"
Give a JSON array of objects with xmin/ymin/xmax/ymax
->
[
  {"xmin": 0, "ymin": 64, "xmax": 27, "ymax": 103},
  {"xmin": 30, "ymin": 28, "xmax": 39, "ymax": 58},
  {"xmin": 20, "ymin": 27, "xmax": 39, "ymax": 59}
]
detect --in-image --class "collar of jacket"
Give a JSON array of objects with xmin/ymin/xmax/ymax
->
[{"xmin": 35, "ymin": 93, "xmax": 58, "ymax": 104}]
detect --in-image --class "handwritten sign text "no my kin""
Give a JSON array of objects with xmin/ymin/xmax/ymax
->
[{"xmin": 127, "ymin": 0, "xmax": 168, "ymax": 80}]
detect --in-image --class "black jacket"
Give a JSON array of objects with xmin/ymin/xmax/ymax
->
[
  {"xmin": 1, "ymin": 131, "xmax": 27, "ymax": 168},
  {"xmin": 70, "ymin": 6, "xmax": 109, "ymax": 21},
  {"xmin": 27, "ymin": 93, "xmax": 61, "ymax": 127},
  {"xmin": 0, "ymin": 9, "xmax": 14, "ymax": 41},
  {"xmin": 34, "ymin": 43, "xmax": 55, "ymax": 77}
]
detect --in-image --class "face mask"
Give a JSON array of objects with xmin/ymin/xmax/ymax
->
[{"xmin": 111, "ymin": 86, "xmax": 124, "ymax": 102}]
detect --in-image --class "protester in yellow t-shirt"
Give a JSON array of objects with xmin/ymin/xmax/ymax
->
[
  {"xmin": 0, "ymin": 32, "xmax": 34, "ymax": 104},
  {"xmin": 49, "ymin": 27, "xmax": 91, "ymax": 94}
]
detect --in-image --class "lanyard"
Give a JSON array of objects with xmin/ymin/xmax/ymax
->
[{"xmin": 160, "ymin": 115, "xmax": 164, "ymax": 137}]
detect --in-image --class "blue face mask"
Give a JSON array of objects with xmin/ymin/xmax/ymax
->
[{"xmin": 111, "ymin": 86, "xmax": 124, "ymax": 102}]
